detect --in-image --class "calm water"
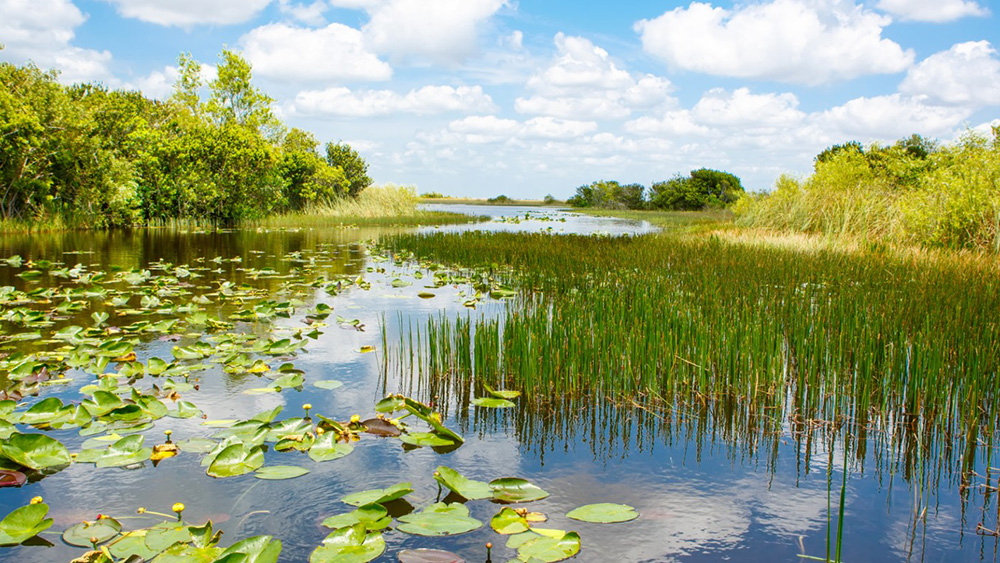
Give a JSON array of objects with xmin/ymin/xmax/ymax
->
[{"xmin": 0, "ymin": 211, "xmax": 996, "ymax": 562}]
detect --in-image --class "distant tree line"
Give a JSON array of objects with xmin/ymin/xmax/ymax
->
[
  {"xmin": 566, "ymin": 169, "xmax": 745, "ymax": 210},
  {"xmin": 0, "ymin": 49, "xmax": 372, "ymax": 227}
]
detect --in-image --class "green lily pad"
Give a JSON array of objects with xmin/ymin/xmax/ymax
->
[
  {"xmin": 483, "ymin": 384, "xmax": 521, "ymax": 400},
  {"xmin": 490, "ymin": 478, "xmax": 550, "ymax": 503},
  {"xmin": 396, "ymin": 503, "xmax": 483, "ymax": 537},
  {"xmin": 434, "ymin": 466, "xmax": 492, "ymax": 500},
  {"xmin": 207, "ymin": 443, "xmax": 265, "ymax": 478},
  {"xmin": 308, "ymin": 432, "xmax": 354, "ymax": 462},
  {"xmin": 491, "ymin": 507, "xmax": 529, "ymax": 535},
  {"xmin": 254, "ymin": 465, "xmax": 310, "ymax": 480},
  {"xmin": 566, "ymin": 503, "xmax": 638, "ymax": 523},
  {"xmin": 470, "ymin": 397, "xmax": 516, "ymax": 409},
  {"xmin": 96, "ymin": 435, "xmax": 153, "ymax": 468},
  {"xmin": 517, "ymin": 531, "xmax": 581, "ymax": 562},
  {"xmin": 0, "ymin": 432, "xmax": 72, "ymax": 470},
  {"xmin": 62, "ymin": 517, "xmax": 122, "ymax": 546},
  {"xmin": 321, "ymin": 504, "xmax": 391, "ymax": 531},
  {"xmin": 310, "ymin": 523, "xmax": 385, "ymax": 563},
  {"xmin": 0, "ymin": 503, "xmax": 53, "ymax": 546},
  {"xmin": 216, "ymin": 534, "xmax": 282, "ymax": 563},
  {"xmin": 342, "ymin": 482, "xmax": 413, "ymax": 507},
  {"xmin": 399, "ymin": 432, "xmax": 455, "ymax": 448},
  {"xmin": 143, "ymin": 522, "xmax": 194, "ymax": 552},
  {"xmin": 313, "ymin": 380, "xmax": 344, "ymax": 390}
]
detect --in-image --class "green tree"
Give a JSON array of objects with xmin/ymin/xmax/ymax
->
[
  {"xmin": 172, "ymin": 52, "xmax": 202, "ymax": 116},
  {"xmin": 325, "ymin": 142, "xmax": 372, "ymax": 197},
  {"xmin": 649, "ymin": 169, "xmax": 744, "ymax": 210},
  {"xmin": 206, "ymin": 49, "xmax": 279, "ymax": 137},
  {"xmin": 278, "ymin": 128, "xmax": 347, "ymax": 209}
]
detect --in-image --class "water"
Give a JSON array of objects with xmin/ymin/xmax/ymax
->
[
  {"xmin": 417, "ymin": 204, "xmax": 658, "ymax": 236},
  {"xmin": 0, "ymin": 215, "xmax": 996, "ymax": 562}
]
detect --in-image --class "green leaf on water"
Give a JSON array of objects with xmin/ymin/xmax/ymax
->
[
  {"xmin": 342, "ymin": 482, "xmax": 413, "ymax": 507},
  {"xmin": 321, "ymin": 504, "xmax": 391, "ymax": 531},
  {"xmin": 62, "ymin": 517, "xmax": 122, "ymax": 546},
  {"xmin": 0, "ymin": 503, "xmax": 53, "ymax": 546},
  {"xmin": 490, "ymin": 507, "xmax": 529, "ymax": 535},
  {"xmin": 399, "ymin": 432, "xmax": 455, "ymax": 448},
  {"xmin": 490, "ymin": 478, "xmax": 550, "ymax": 503},
  {"xmin": 471, "ymin": 397, "xmax": 516, "ymax": 409},
  {"xmin": 309, "ymin": 523, "xmax": 385, "ymax": 563},
  {"xmin": 207, "ymin": 443, "xmax": 264, "ymax": 478},
  {"xmin": 0, "ymin": 432, "xmax": 72, "ymax": 470},
  {"xmin": 566, "ymin": 503, "xmax": 638, "ymax": 523},
  {"xmin": 255, "ymin": 465, "xmax": 310, "ymax": 480},
  {"xmin": 396, "ymin": 503, "xmax": 483, "ymax": 537},
  {"xmin": 434, "ymin": 466, "xmax": 492, "ymax": 500},
  {"xmin": 516, "ymin": 531, "xmax": 581, "ymax": 562},
  {"xmin": 313, "ymin": 380, "xmax": 343, "ymax": 390},
  {"xmin": 216, "ymin": 534, "xmax": 282, "ymax": 563},
  {"xmin": 308, "ymin": 432, "xmax": 354, "ymax": 462},
  {"xmin": 96, "ymin": 435, "xmax": 152, "ymax": 468}
]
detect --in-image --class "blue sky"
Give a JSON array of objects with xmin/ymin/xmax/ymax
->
[{"xmin": 1, "ymin": 0, "xmax": 998, "ymax": 198}]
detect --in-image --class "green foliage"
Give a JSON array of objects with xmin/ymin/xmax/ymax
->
[
  {"xmin": 567, "ymin": 180, "xmax": 645, "ymax": 209},
  {"xmin": 649, "ymin": 168, "xmax": 744, "ymax": 210},
  {"xmin": 488, "ymin": 194, "xmax": 512, "ymax": 203},
  {"xmin": 737, "ymin": 131, "xmax": 1000, "ymax": 250},
  {"xmin": 325, "ymin": 142, "xmax": 372, "ymax": 198}
]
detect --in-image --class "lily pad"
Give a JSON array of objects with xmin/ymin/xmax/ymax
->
[
  {"xmin": 490, "ymin": 478, "xmax": 550, "ymax": 503},
  {"xmin": 254, "ymin": 465, "xmax": 310, "ymax": 480},
  {"xmin": 516, "ymin": 531, "xmax": 581, "ymax": 562},
  {"xmin": 62, "ymin": 517, "xmax": 122, "ymax": 547},
  {"xmin": 310, "ymin": 523, "xmax": 385, "ymax": 563},
  {"xmin": 342, "ymin": 482, "xmax": 413, "ymax": 507},
  {"xmin": 434, "ymin": 466, "xmax": 492, "ymax": 500},
  {"xmin": 361, "ymin": 418, "xmax": 401, "ymax": 437},
  {"xmin": 566, "ymin": 503, "xmax": 638, "ymax": 523},
  {"xmin": 313, "ymin": 380, "xmax": 343, "ymax": 390},
  {"xmin": 216, "ymin": 534, "xmax": 282, "ymax": 563},
  {"xmin": 321, "ymin": 504, "xmax": 391, "ymax": 531},
  {"xmin": 0, "ymin": 470, "xmax": 26, "ymax": 487},
  {"xmin": 470, "ymin": 397, "xmax": 515, "ymax": 409},
  {"xmin": 207, "ymin": 443, "xmax": 265, "ymax": 478},
  {"xmin": 0, "ymin": 503, "xmax": 53, "ymax": 546},
  {"xmin": 399, "ymin": 432, "xmax": 455, "ymax": 448},
  {"xmin": 308, "ymin": 432, "xmax": 354, "ymax": 462},
  {"xmin": 0, "ymin": 432, "xmax": 72, "ymax": 470},
  {"xmin": 396, "ymin": 503, "xmax": 483, "ymax": 537},
  {"xmin": 96, "ymin": 435, "xmax": 153, "ymax": 468},
  {"xmin": 490, "ymin": 507, "xmax": 529, "ymax": 535}
]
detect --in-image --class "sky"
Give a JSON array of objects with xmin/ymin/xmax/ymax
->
[{"xmin": 0, "ymin": 0, "xmax": 998, "ymax": 198}]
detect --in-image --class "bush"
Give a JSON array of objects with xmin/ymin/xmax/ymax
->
[
  {"xmin": 649, "ymin": 169, "xmax": 744, "ymax": 210},
  {"xmin": 488, "ymin": 195, "xmax": 512, "ymax": 203},
  {"xmin": 567, "ymin": 181, "xmax": 644, "ymax": 209},
  {"xmin": 325, "ymin": 142, "xmax": 372, "ymax": 198}
]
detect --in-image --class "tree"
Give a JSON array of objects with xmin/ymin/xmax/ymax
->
[
  {"xmin": 172, "ymin": 52, "xmax": 202, "ymax": 116},
  {"xmin": 567, "ymin": 180, "xmax": 645, "ymax": 209},
  {"xmin": 325, "ymin": 142, "xmax": 372, "ymax": 197},
  {"xmin": 649, "ymin": 169, "xmax": 744, "ymax": 210},
  {"xmin": 278, "ymin": 128, "xmax": 347, "ymax": 209},
  {"xmin": 206, "ymin": 49, "xmax": 279, "ymax": 137}
]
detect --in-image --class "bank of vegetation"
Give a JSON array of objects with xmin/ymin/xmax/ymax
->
[
  {"xmin": 0, "ymin": 49, "xmax": 399, "ymax": 230},
  {"xmin": 736, "ymin": 130, "xmax": 1000, "ymax": 252},
  {"xmin": 567, "ymin": 169, "xmax": 745, "ymax": 211}
]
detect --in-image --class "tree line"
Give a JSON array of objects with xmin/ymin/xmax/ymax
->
[
  {"xmin": 567, "ymin": 168, "xmax": 745, "ymax": 210},
  {"xmin": 0, "ymin": 49, "xmax": 372, "ymax": 227}
]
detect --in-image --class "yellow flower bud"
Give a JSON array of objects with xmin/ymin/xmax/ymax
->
[
  {"xmin": 137, "ymin": 507, "xmax": 146, "ymax": 514},
  {"xmin": 350, "ymin": 414, "xmax": 360, "ymax": 424},
  {"xmin": 30, "ymin": 496, "xmax": 43, "ymax": 505},
  {"xmin": 172, "ymin": 503, "xmax": 185, "ymax": 514},
  {"xmin": 303, "ymin": 403, "xmax": 313, "ymax": 411}
]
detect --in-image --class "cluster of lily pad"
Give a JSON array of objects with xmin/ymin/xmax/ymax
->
[{"xmin": 310, "ymin": 465, "xmax": 638, "ymax": 563}]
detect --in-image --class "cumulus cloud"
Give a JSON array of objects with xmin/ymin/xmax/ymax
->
[
  {"xmin": 876, "ymin": 0, "xmax": 987, "ymax": 22},
  {"xmin": 289, "ymin": 85, "xmax": 496, "ymax": 117},
  {"xmin": 814, "ymin": 94, "xmax": 972, "ymax": 139},
  {"xmin": 899, "ymin": 41, "xmax": 1000, "ymax": 107},
  {"xmin": 635, "ymin": 0, "xmax": 914, "ymax": 85},
  {"xmin": 277, "ymin": 0, "xmax": 329, "ymax": 25},
  {"xmin": 515, "ymin": 34, "xmax": 674, "ymax": 120},
  {"xmin": 361, "ymin": 0, "xmax": 508, "ymax": 64},
  {"xmin": 0, "ymin": 0, "xmax": 113, "ymax": 83},
  {"xmin": 240, "ymin": 23, "xmax": 392, "ymax": 83},
  {"xmin": 103, "ymin": 0, "xmax": 270, "ymax": 26},
  {"xmin": 692, "ymin": 87, "xmax": 805, "ymax": 127}
]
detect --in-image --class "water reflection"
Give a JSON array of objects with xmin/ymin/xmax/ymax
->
[{"xmin": 418, "ymin": 204, "xmax": 658, "ymax": 236}]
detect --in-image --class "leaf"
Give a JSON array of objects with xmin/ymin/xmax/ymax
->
[
  {"xmin": 342, "ymin": 482, "xmax": 413, "ymax": 507},
  {"xmin": 309, "ymin": 523, "xmax": 385, "ymax": 563},
  {"xmin": 490, "ymin": 478, "xmax": 550, "ymax": 503},
  {"xmin": 0, "ymin": 432, "xmax": 72, "ymax": 470},
  {"xmin": 0, "ymin": 503, "xmax": 53, "ymax": 546},
  {"xmin": 399, "ymin": 432, "xmax": 455, "ymax": 448},
  {"xmin": 483, "ymin": 384, "xmax": 521, "ymax": 399},
  {"xmin": 216, "ymin": 535, "xmax": 282, "ymax": 563},
  {"xmin": 566, "ymin": 503, "xmax": 638, "ymax": 523},
  {"xmin": 516, "ymin": 531, "xmax": 581, "ymax": 562},
  {"xmin": 96, "ymin": 435, "xmax": 153, "ymax": 468},
  {"xmin": 360, "ymin": 418, "xmax": 400, "ymax": 437},
  {"xmin": 397, "ymin": 549, "xmax": 467, "ymax": 563},
  {"xmin": 308, "ymin": 432, "xmax": 354, "ymax": 462},
  {"xmin": 321, "ymin": 504, "xmax": 391, "ymax": 531},
  {"xmin": 396, "ymin": 503, "xmax": 483, "ymax": 537},
  {"xmin": 434, "ymin": 466, "xmax": 492, "ymax": 500},
  {"xmin": 471, "ymin": 397, "xmax": 515, "ymax": 409},
  {"xmin": 62, "ymin": 517, "xmax": 122, "ymax": 547},
  {"xmin": 254, "ymin": 466, "xmax": 310, "ymax": 480},
  {"xmin": 0, "ymin": 469, "xmax": 26, "ymax": 487},
  {"xmin": 490, "ymin": 507, "xmax": 529, "ymax": 535},
  {"xmin": 313, "ymin": 380, "xmax": 343, "ymax": 390},
  {"xmin": 207, "ymin": 443, "xmax": 264, "ymax": 478}
]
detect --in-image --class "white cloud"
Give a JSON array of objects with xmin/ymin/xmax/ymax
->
[
  {"xmin": 635, "ymin": 0, "xmax": 914, "ymax": 85},
  {"xmin": 692, "ymin": 87, "xmax": 805, "ymax": 127},
  {"xmin": 361, "ymin": 0, "xmax": 507, "ymax": 64},
  {"xmin": 899, "ymin": 41, "xmax": 1000, "ymax": 107},
  {"xmin": 625, "ymin": 111, "xmax": 714, "ymax": 137},
  {"xmin": 876, "ymin": 0, "xmax": 987, "ymax": 22},
  {"xmin": 289, "ymin": 85, "xmax": 496, "ymax": 117},
  {"xmin": 515, "ymin": 34, "xmax": 674, "ymax": 119},
  {"xmin": 0, "ymin": 0, "xmax": 113, "ymax": 83},
  {"xmin": 103, "ymin": 0, "xmax": 271, "ymax": 26},
  {"xmin": 277, "ymin": 0, "xmax": 329, "ymax": 25},
  {"xmin": 520, "ymin": 117, "xmax": 598, "ymax": 139},
  {"xmin": 124, "ymin": 63, "xmax": 217, "ymax": 100},
  {"xmin": 814, "ymin": 94, "xmax": 972, "ymax": 140},
  {"xmin": 240, "ymin": 23, "xmax": 392, "ymax": 83}
]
